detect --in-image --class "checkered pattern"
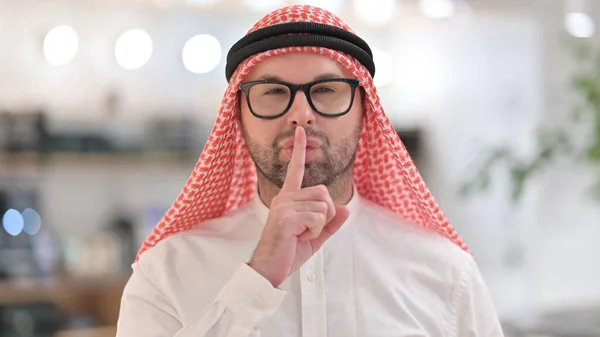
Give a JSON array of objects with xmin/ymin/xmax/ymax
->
[{"xmin": 136, "ymin": 5, "xmax": 469, "ymax": 261}]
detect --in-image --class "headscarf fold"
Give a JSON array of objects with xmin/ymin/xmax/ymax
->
[{"xmin": 136, "ymin": 4, "xmax": 469, "ymax": 261}]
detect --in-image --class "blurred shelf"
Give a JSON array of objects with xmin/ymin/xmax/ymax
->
[
  {"xmin": 0, "ymin": 152, "xmax": 198, "ymax": 169},
  {"xmin": 0, "ymin": 275, "xmax": 127, "ymax": 331},
  {"xmin": 0, "ymin": 275, "xmax": 127, "ymax": 306}
]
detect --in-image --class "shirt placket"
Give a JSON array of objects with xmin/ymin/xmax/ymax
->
[{"xmin": 299, "ymin": 249, "xmax": 327, "ymax": 337}]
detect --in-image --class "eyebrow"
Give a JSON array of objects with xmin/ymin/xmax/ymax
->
[{"xmin": 256, "ymin": 72, "xmax": 343, "ymax": 82}]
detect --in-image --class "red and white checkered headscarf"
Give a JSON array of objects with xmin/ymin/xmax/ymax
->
[{"xmin": 136, "ymin": 5, "xmax": 469, "ymax": 261}]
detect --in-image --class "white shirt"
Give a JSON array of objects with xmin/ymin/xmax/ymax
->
[{"xmin": 116, "ymin": 188, "xmax": 504, "ymax": 337}]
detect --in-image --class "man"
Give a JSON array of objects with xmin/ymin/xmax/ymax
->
[{"xmin": 116, "ymin": 4, "xmax": 504, "ymax": 337}]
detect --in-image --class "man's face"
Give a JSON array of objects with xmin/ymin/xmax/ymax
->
[{"xmin": 240, "ymin": 52, "xmax": 364, "ymax": 189}]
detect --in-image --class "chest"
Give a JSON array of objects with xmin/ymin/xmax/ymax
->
[
  {"xmin": 168, "ymin": 223, "xmax": 455, "ymax": 337},
  {"xmin": 259, "ymin": 245, "xmax": 452, "ymax": 337}
]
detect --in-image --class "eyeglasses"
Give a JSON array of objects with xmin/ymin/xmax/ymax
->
[{"xmin": 239, "ymin": 78, "xmax": 361, "ymax": 120}]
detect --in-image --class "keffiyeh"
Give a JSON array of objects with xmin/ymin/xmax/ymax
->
[{"xmin": 136, "ymin": 4, "xmax": 469, "ymax": 261}]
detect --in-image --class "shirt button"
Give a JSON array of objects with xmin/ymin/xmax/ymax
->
[{"xmin": 306, "ymin": 272, "xmax": 316, "ymax": 282}]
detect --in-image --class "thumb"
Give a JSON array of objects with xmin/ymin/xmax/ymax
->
[{"xmin": 310, "ymin": 205, "xmax": 350, "ymax": 249}]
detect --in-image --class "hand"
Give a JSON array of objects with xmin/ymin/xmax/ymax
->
[{"xmin": 248, "ymin": 126, "xmax": 350, "ymax": 287}]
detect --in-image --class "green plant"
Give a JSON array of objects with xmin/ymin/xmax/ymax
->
[{"xmin": 460, "ymin": 37, "xmax": 600, "ymax": 203}]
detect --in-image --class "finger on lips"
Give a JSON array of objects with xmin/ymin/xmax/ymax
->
[{"xmin": 282, "ymin": 126, "xmax": 306, "ymax": 192}]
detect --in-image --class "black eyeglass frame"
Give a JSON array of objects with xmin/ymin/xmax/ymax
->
[{"xmin": 239, "ymin": 78, "xmax": 361, "ymax": 120}]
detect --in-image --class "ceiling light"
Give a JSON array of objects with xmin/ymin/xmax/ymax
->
[
  {"xmin": 43, "ymin": 25, "xmax": 79, "ymax": 66},
  {"xmin": 115, "ymin": 29, "xmax": 153, "ymax": 70},
  {"xmin": 565, "ymin": 12, "xmax": 595, "ymax": 38},
  {"xmin": 182, "ymin": 34, "xmax": 222, "ymax": 74}
]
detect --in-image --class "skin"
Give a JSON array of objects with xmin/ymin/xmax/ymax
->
[
  {"xmin": 240, "ymin": 52, "xmax": 364, "ymax": 207},
  {"xmin": 239, "ymin": 52, "xmax": 365, "ymax": 287}
]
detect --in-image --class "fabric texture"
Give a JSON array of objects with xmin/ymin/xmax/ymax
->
[
  {"xmin": 117, "ymin": 193, "xmax": 505, "ymax": 337},
  {"xmin": 225, "ymin": 21, "xmax": 376, "ymax": 81},
  {"xmin": 136, "ymin": 4, "xmax": 469, "ymax": 261}
]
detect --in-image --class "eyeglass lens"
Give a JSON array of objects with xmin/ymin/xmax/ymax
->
[{"xmin": 247, "ymin": 80, "xmax": 354, "ymax": 117}]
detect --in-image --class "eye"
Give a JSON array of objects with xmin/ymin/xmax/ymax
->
[
  {"xmin": 312, "ymin": 86, "xmax": 336, "ymax": 94},
  {"xmin": 255, "ymin": 83, "xmax": 289, "ymax": 96},
  {"xmin": 264, "ymin": 87, "xmax": 288, "ymax": 95}
]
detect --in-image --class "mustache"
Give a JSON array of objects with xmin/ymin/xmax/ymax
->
[{"xmin": 272, "ymin": 126, "xmax": 330, "ymax": 149}]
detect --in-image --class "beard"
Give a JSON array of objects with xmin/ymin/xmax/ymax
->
[{"xmin": 244, "ymin": 123, "xmax": 362, "ymax": 189}]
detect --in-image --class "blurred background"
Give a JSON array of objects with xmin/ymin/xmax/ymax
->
[{"xmin": 1, "ymin": 0, "xmax": 599, "ymax": 336}]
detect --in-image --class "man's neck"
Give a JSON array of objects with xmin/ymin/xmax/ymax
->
[{"xmin": 257, "ymin": 175, "xmax": 354, "ymax": 208}]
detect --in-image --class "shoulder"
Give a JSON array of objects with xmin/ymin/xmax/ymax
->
[
  {"xmin": 355, "ymin": 198, "xmax": 476, "ymax": 295},
  {"xmin": 356, "ymin": 197, "xmax": 475, "ymax": 273},
  {"xmin": 353, "ymin": 198, "xmax": 497, "ymax": 332},
  {"xmin": 126, "ymin": 201, "xmax": 268, "ymax": 324},
  {"xmin": 135, "ymin": 200, "xmax": 263, "ymax": 284}
]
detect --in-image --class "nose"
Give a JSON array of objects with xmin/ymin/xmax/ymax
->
[{"xmin": 286, "ymin": 91, "xmax": 316, "ymax": 127}]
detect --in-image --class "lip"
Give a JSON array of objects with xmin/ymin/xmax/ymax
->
[
  {"xmin": 280, "ymin": 137, "xmax": 322, "ymax": 149},
  {"xmin": 283, "ymin": 147, "xmax": 319, "ymax": 162},
  {"xmin": 280, "ymin": 138, "xmax": 322, "ymax": 162}
]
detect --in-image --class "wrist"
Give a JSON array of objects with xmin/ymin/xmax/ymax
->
[{"xmin": 247, "ymin": 259, "xmax": 281, "ymax": 288}]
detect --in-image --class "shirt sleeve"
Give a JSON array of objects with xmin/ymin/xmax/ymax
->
[
  {"xmin": 448, "ymin": 259, "xmax": 506, "ymax": 337},
  {"xmin": 116, "ymin": 262, "xmax": 287, "ymax": 337}
]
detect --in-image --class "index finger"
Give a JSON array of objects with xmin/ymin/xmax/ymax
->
[{"xmin": 281, "ymin": 126, "xmax": 306, "ymax": 192}]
